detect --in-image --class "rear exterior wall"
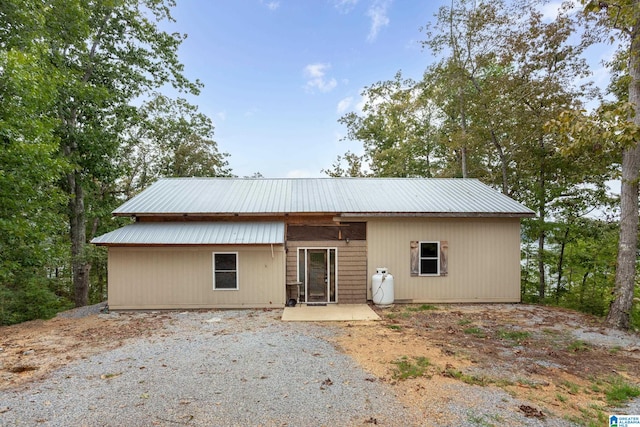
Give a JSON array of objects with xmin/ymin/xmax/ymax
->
[
  {"xmin": 366, "ymin": 218, "xmax": 522, "ymax": 303},
  {"xmin": 286, "ymin": 240, "xmax": 367, "ymax": 303},
  {"xmin": 107, "ymin": 245, "xmax": 285, "ymax": 310}
]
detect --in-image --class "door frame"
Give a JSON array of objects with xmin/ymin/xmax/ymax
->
[{"xmin": 296, "ymin": 247, "xmax": 338, "ymax": 304}]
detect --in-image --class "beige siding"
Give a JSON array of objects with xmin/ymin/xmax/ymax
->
[
  {"xmin": 107, "ymin": 245, "xmax": 285, "ymax": 310},
  {"xmin": 367, "ymin": 218, "xmax": 521, "ymax": 303},
  {"xmin": 286, "ymin": 240, "xmax": 367, "ymax": 303}
]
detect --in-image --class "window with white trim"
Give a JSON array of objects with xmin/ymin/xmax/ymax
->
[
  {"xmin": 419, "ymin": 241, "xmax": 440, "ymax": 276},
  {"xmin": 213, "ymin": 252, "xmax": 238, "ymax": 290},
  {"xmin": 410, "ymin": 240, "xmax": 448, "ymax": 277}
]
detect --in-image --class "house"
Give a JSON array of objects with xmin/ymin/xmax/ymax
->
[{"xmin": 91, "ymin": 178, "xmax": 535, "ymax": 310}]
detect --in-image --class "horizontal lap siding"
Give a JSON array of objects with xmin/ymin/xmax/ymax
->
[
  {"xmin": 107, "ymin": 246, "xmax": 285, "ymax": 309},
  {"xmin": 286, "ymin": 240, "xmax": 367, "ymax": 303},
  {"xmin": 367, "ymin": 218, "xmax": 521, "ymax": 303}
]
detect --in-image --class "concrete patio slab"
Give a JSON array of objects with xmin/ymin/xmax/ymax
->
[{"xmin": 281, "ymin": 304, "xmax": 380, "ymax": 322}]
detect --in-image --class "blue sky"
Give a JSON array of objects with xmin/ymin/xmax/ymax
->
[
  {"xmin": 163, "ymin": 1, "xmax": 612, "ymax": 178},
  {"xmin": 160, "ymin": 0, "xmax": 440, "ymax": 177}
]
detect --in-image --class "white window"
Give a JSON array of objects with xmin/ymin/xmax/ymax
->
[
  {"xmin": 213, "ymin": 252, "xmax": 238, "ymax": 290},
  {"xmin": 419, "ymin": 241, "xmax": 440, "ymax": 276}
]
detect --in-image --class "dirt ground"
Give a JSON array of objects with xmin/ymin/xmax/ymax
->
[
  {"xmin": 335, "ymin": 304, "xmax": 640, "ymax": 425},
  {"xmin": 1, "ymin": 304, "xmax": 639, "ymax": 425}
]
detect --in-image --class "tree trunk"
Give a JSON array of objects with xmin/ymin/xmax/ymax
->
[
  {"xmin": 556, "ymin": 225, "xmax": 570, "ymax": 303},
  {"xmin": 606, "ymin": 144, "xmax": 640, "ymax": 329},
  {"xmin": 538, "ymin": 228, "xmax": 546, "ymax": 300},
  {"xmin": 606, "ymin": 3, "xmax": 640, "ymax": 330},
  {"xmin": 68, "ymin": 170, "xmax": 91, "ymax": 307},
  {"xmin": 468, "ymin": 75, "xmax": 509, "ymax": 194},
  {"xmin": 538, "ymin": 140, "xmax": 547, "ymax": 300},
  {"xmin": 580, "ymin": 271, "xmax": 588, "ymax": 306},
  {"xmin": 459, "ymin": 87, "xmax": 469, "ymax": 179},
  {"xmin": 58, "ymin": 22, "xmax": 107, "ymax": 309},
  {"xmin": 460, "ymin": 146, "xmax": 468, "ymax": 178},
  {"xmin": 489, "ymin": 129, "xmax": 508, "ymax": 195}
]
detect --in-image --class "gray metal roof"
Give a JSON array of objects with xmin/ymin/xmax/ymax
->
[
  {"xmin": 113, "ymin": 178, "xmax": 535, "ymax": 217},
  {"xmin": 91, "ymin": 222, "xmax": 284, "ymax": 245}
]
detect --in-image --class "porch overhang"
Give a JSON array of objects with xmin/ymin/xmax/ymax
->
[{"xmin": 91, "ymin": 221, "xmax": 285, "ymax": 246}]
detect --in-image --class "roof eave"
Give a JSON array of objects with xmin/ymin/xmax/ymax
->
[
  {"xmin": 112, "ymin": 212, "xmax": 335, "ymax": 217},
  {"xmin": 337, "ymin": 212, "xmax": 536, "ymax": 218},
  {"xmin": 92, "ymin": 242, "xmax": 283, "ymax": 247}
]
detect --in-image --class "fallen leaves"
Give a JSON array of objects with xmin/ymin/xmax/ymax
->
[
  {"xmin": 100, "ymin": 372, "xmax": 122, "ymax": 380},
  {"xmin": 320, "ymin": 377, "xmax": 333, "ymax": 390},
  {"xmin": 8, "ymin": 365, "xmax": 38, "ymax": 374},
  {"xmin": 519, "ymin": 405, "xmax": 545, "ymax": 418}
]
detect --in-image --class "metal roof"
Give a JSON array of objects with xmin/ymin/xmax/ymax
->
[
  {"xmin": 91, "ymin": 222, "xmax": 284, "ymax": 245},
  {"xmin": 113, "ymin": 178, "xmax": 535, "ymax": 217}
]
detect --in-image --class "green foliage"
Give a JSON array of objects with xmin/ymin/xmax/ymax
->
[
  {"xmin": 0, "ymin": 8, "xmax": 73, "ymax": 323},
  {"xmin": 0, "ymin": 277, "xmax": 72, "ymax": 325},
  {"xmin": 444, "ymin": 368, "xmax": 494, "ymax": 386},
  {"xmin": 322, "ymin": 151, "xmax": 368, "ymax": 177},
  {"xmin": 335, "ymin": 0, "xmax": 618, "ymax": 317},
  {"xmin": 463, "ymin": 327, "xmax": 486, "ymax": 338},
  {"xmin": 496, "ymin": 329, "xmax": 531, "ymax": 343},
  {"xmin": 336, "ymin": 71, "xmax": 444, "ymax": 178},
  {"xmin": 580, "ymin": 0, "xmax": 640, "ymax": 331},
  {"xmin": 559, "ymin": 380, "xmax": 581, "ymax": 395},
  {"xmin": 391, "ymin": 356, "xmax": 430, "ymax": 380},
  {"xmin": 119, "ymin": 93, "xmax": 232, "ymax": 197},
  {"xmin": 605, "ymin": 377, "xmax": 640, "ymax": 406},
  {"xmin": 521, "ymin": 217, "xmax": 620, "ymax": 319},
  {"xmin": 567, "ymin": 340, "xmax": 590, "ymax": 352},
  {"xmin": 0, "ymin": 0, "xmax": 231, "ymax": 322},
  {"xmin": 406, "ymin": 304, "xmax": 438, "ymax": 312}
]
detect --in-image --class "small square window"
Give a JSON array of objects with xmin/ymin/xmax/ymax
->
[
  {"xmin": 419, "ymin": 241, "xmax": 440, "ymax": 276},
  {"xmin": 213, "ymin": 253, "xmax": 238, "ymax": 290}
]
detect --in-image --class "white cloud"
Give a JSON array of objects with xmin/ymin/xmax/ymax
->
[
  {"xmin": 333, "ymin": 0, "xmax": 358, "ymax": 13},
  {"xmin": 355, "ymin": 93, "xmax": 368, "ymax": 113},
  {"xmin": 244, "ymin": 107, "xmax": 259, "ymax": 117},
  {"xmin": 367, "ymin": 0, "xmax": 391, "ymax": 42},
  {"xmin": 336, "ymin": 97, "xmax": 353, "ymax": 114},
  {"xmin": 538, "ymin": 1, "xmax": 563, "ymax": 21},
  {"xmin": 538, "ymin": 1, "xmax": 581, "ymax": 21},
  {"xmin": 260, "ymin": 0, "xmax": 280, "ymax": 11},
  {"xmin": 216, "ymin": 111, "xmax": 227, "ymax": 121},
  {"xmin": 304, "ymin": 63, "xmax": 338, "ymax": 93}
]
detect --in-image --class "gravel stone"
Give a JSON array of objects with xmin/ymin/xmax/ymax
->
[
  {"xmin": 4, "ymin": 308, "xmax": 633, "ymax": 426},
  {"xmin": 55, "ymin": 302, "xmax": 108, "ymax": 319},
  {"xmin": 1, "ymin": 310, "xmax": 421, "ymax": 426}
]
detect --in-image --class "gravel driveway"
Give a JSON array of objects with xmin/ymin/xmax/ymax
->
[{"xmin": 0, "ymin": 310, "xmax": 420, "ymax": 426}]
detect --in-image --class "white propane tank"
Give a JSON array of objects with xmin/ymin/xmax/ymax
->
[{"xmin": 372, "ymin": 267, "xmax": 394, "ymax": 306}]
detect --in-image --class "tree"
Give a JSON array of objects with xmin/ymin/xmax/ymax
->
[
  {"xmin": 422, "ymin": 0, "xmax": 515, "ymax": 180},
  {"xmin": 338, "ymin": 72, "xmax": 443, "ymax": 177},
  {"xmin": 335, "ymin": 0, "xmax": 612, "ymax": 303},
  {"xmin": 322, "ymin": 151, "xmax": 369, "ymax": 177},
  {"xmin": 119, "ymin": 93, "xmax": 231, "ymax": 199},
  {"xmin": 43, "ymin": 0, "xmax": 202, "ymax": 307},
  {"xmin": 1, "ymin": 0, "xmax": 230, "ymax": 317},
  {"xmin": 548, "ymin": 0, "xmax": 640, "ymax": 329},
  {"xmin": 595, "ymin": 0, "xmax": 640, "ymax": 331},
  {"xmin": 426, "ymin": 1, "xmax": 608, "ymax": 300},
  {"xmin": 0, "ymin": 2, "xmax": 69, "ymax": 324}
]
